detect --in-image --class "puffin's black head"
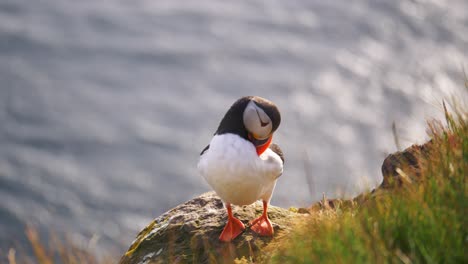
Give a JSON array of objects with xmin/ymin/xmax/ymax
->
[{"xmin": 215, "ymin": 96, "xmax": 281, "ymax": 155}]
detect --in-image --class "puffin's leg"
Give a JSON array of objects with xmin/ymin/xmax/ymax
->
[
  {"xmin": 219, "ymin": 203, "xmax": 245, "ymax": 242},
  {"xmin": 250, "ymin": 200, "xmax": 274, "ymax": 236}
]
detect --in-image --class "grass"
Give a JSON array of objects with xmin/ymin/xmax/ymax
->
[
  {"xmin": 4, "ymin": 226, "xmax": 116, "ymax": 264},
  {"xmin": 264, "ymin": 88, "xmax": 467, "ymax": 263}
]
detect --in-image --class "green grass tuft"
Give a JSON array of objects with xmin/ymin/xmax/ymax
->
[{"xmin": 267, "ymin": 95, "xmax": 467, "ymax": 263}]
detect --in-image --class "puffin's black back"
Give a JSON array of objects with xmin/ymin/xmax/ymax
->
[
  {"xmin": 200, "ymin": 97, "xmax": 250, "ymax": 156},
  {"xmin": 215, "ymin": 96, "xmax": 252, "ymax": 139}
]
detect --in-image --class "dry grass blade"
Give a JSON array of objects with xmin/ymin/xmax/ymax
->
[
  {"xmin": 392, "ymin": 121, "xmax": 402, "ymax": 151},
  {"xmin": 25, "ymin": 226, "xmax": 53, "ymax": 264},
  {"xmin": 7, "ymin": 248, "xmax": 16, "ymax": 264}
]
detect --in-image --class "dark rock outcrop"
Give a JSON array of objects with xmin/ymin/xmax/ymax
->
[
  {"xmin": 119, "ymin": 192, "xmax": 306, "ymax": 264},
  {"xmin": 380, "ymin": 142, "xmax": 431, "ymax": 188}
]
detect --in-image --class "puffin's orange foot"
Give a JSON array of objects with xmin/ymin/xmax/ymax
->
[
  {"xmin": 250, "ymin": 215, "xmax": 274, "ymax": 236},
  {"xmin": 219, "ymin": 216, "xmax": 245, "ymax": 242}
]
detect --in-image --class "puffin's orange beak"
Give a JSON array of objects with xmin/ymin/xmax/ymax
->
[{"xmin": 248, "ymin": 133, "xmax": 272, "ymax": 156}]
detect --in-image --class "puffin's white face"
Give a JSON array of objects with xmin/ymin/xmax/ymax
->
[{"xmin": 243, "ymin": 100, "xmax": 273, "ymax": 140}]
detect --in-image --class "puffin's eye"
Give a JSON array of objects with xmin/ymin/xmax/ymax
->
[{"xmin": 243, "ymin": 101, "xmax": 272, "ymax": 139}]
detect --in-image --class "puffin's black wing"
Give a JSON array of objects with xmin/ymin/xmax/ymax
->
[
  {"xmin": 269, "ymin": 143, "xmax": 284, "ymax": 164},
  {"xmin": 200, "ymin": 145, "xmax": 209, "ymax": 156}
]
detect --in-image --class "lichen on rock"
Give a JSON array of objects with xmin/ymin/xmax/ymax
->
[{"xmin": 119, "ymin": 192, "xmax": 306, "ymax": 264}]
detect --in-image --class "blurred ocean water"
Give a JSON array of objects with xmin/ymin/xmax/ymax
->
[{"xmin": 0, "ymin": 0, "xmax": 467, "ymax": 255}]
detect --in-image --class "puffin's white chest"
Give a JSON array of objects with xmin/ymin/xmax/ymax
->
[{"xmin": 198, "ymin": 134, "xmax": 283, "ymax": 205}]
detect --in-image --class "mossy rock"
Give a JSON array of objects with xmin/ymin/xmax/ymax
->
[{"xmin": 119, "ymin": 192, "xmax": 306, "ymax": 264}]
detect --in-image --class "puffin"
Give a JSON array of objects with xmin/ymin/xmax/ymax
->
[{"xmin": 198, "ymin": 96, "xmax": 284, "ymax": 242}]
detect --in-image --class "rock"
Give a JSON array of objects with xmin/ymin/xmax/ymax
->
[
  {"xmin": 119, "ymin": 192, "xmax": 306, "ymax": 264},
  {"xmin": 380, "ymin": 142, "xmax": 432, "ymax": 188}
]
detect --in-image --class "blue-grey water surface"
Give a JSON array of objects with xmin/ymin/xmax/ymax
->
[{"xmin": 0, "ymin": 0, "xmax": 467, "ymax": 257}]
